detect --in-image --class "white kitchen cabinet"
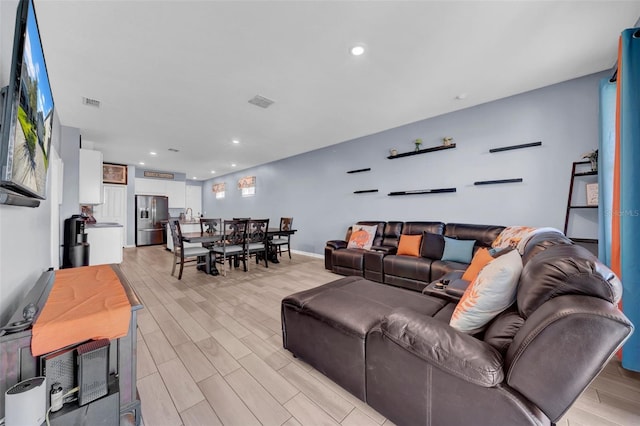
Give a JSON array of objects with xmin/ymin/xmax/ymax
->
[
  {"xmin": 165, "ymin": 180, "xmax": 186, "ymax": 208},
  {"xmin": 165, "ymin": 221, "xmax": 201, "ymax": 252},
  {"xmin": 135, "ymin": 178, "xmax": 185, "ymax": 208},
  {"xmin": 185, "ymin": 185, "xmax": 202, "ymax": 215},
  {"xmin": 85, "ymin": 224, "xmax": 124, "ymax": 265},
  {"xmin": 79, "ymin": 149, "xmax": 103, "ymax": 204},
  {"xmin": 134, "ymin": 178, "xmax": 166, "ymax": 195}
]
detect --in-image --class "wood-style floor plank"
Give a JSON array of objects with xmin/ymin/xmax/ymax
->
[{"xmin": 121, "ymin": 246, "xmax": 640, "ymax": 426}]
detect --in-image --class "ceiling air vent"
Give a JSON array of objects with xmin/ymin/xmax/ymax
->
[
  {"xmin": 248, "ymin": 95, "xmax": 275, "ymax": 109},
  {"xmin": 168, "ymin": 148, "xmax": 179, "ymax": 152},
  {"xmin": 82, "ymin": 97, "xmax": 101, "ymax": 108}
]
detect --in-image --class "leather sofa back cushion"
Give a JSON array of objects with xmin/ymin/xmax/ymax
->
[
  {"xmin": 444, "ymin": 223, "xmax": 505, "ymax": 249},
  {"xmin": 520, "ymin": 231, "xmax": 573, "ymax": 266},
  {"xmin": 382, "ymin": 222, "xmax": 404, "ymax": 248},
  {"xmin": 403, "ymin": 221, "xmax": 445, "ymax": 236},
  {"xmin": 421, "ymin": 232, "xmax": 444, "ymax": 259},
  {"xmin": 397, "ymin": 234, "xmax": 422, "ymax": 256},
  {"xmin": 517, "ymin": 244, "xmax": 623, "ymax": 318}
]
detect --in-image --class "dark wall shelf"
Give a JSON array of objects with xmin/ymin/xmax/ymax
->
[
  {"xmin": 489, "ymin": 141, "xmax": 542, "ymax": 153},
  {"xmin": 574, "ymin": 171, "xmax": 597, "ymax": 177},
  {"xmin": 353, "ymin": 189, "xmax": 378, "ymax": 194},
  {"xmin": 387, "ymin": 143, "xmax": 456, "ymax": 159},
  {"xmin": 474, "ymin": 178, "xmax": 523, "ymax": 186},
  {"xmin": 347, "ymin": 168, "xmax": 371, "ymax": 174},
  {"xmin": 388, "ymin": 188, "xmax": 456, "ymax": 196},
  {"xmin": 569, "ymin": 205, "xmax": 598, "ymax": 209}
]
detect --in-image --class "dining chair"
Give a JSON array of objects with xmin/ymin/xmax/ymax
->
[
  {"xmin": 211, "ymin": 219, "xmax": 247, "ymax": 276},
  {"xmin": 168, "ymin": 218, "xmax": 210, "ymax": 280},
  {"xmin": 246, "ymin": 219, "xmax": 270, "ymax": 270},
  {"xmin": 271, "ymin": 217, "xmax": 293, "ymax": 259}
]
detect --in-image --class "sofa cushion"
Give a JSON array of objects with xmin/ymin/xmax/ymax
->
[
  {"xmin": 444, "ymin": 223, "xmax": 505, "ymax": 250},
  {"xmin": 492, "ymin": 226, "xmax": 536, "ymax": 250},
  {"xmin": 461, "ymin": 248, "xmax": 493, "ymax": 282},
  {"xmin": 450, "ymin": 250, "xmax": 523, "ymax": 333},
  {"xmin": 381, "ymin": 308, "xmax": 504, "ymax": 387},
  {"xmin": 483, "ymin": 308, "xmax": 525, "ymax": 356},
  {"xmin": 347, "ymin": 224, "xmax": 377, "ymax": 250},
  {"xmin": 384, "ymin": 255, "xmax": 432, "ymax": 282},
  {"xmin": 441, "ymin": 236, "xmax": 475, "ymax": 263},
  {"xmin": 421, "ymin": 231, "xmax": 445, "ymax": 259},
  {"xmin": 397, "ymin": 234, "xmax": 422, "ymax": 256},
  {"xmin": 381, "ymin": 221, "xmax": 404, "ymax": 248},
  {"xmin": 517, "ymin": 244, "xmax": 622, "ymax": 318}
]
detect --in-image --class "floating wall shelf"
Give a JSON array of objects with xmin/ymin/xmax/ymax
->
[
  {"xmin": 387, "ymin": 143, "xmax": 456, "ymax": 159},
  {"xmin": 354, "ymin": 189, "xmax": 379, "ymax": 194},
  {"xmin": 489, "ymin": 141, "xmax": 542, "ymax": 153},
  {"xmin": 347, "ymin": 168, "xmax": 371, "ymax": 174},
  {"xmin": 388, "ymin": 188, "xmax": 456, "ymax": 196},
  {"xmin": 474, "ymin": 178, "xmax": 523, "ymax": 186}
]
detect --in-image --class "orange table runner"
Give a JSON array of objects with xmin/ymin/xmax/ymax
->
[{"xmin": 31, "ymin": 265, "xmax": 131, "ymax": 356}]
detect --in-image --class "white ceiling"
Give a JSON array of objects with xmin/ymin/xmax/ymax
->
[{"xmin": 33, "ymin": 0, "xmax": 640, "ymax": 180}]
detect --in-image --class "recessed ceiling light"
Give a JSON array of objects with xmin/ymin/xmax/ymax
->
[
  {"xmin": 210, "ymin": 170, "xmax": 216, "ymax": 174},
  {"xmin": 139, "ymin": 162, "xmax": 145, "ymax": 165},
  {"xmin": 232, "ymin": 139, "xmax": 240, "ymax": 144},
  {"xmin": 150, "ymin": 151, "xmax": 157, "ymax": 156},
  {"xmin": 192, "ymin": 176, "xmax": 197, "ymax": 180},
  {"xmin": 231, "ymin": 163, "xmax": 237, "ymax": 167},
  {"xmin": 455, "ymin": 93, "xmax": 468, "ymax": 100},
  {"xmin": 350, "ymin": 45, "xmax": 365, "ymax": 56}
]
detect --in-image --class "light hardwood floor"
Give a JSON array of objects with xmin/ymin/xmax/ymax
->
[{"xmin": 121, "ymin": 246, "xmax": 640, "ymax": 426}]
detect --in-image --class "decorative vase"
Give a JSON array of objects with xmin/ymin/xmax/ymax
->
[
  {"xmin": 390, "ymin": 149, "xmax": 398, "ymax": 156},
  {"xmin": 443, "ymin": 137, "xmax": 453, "ymax": 146},
  {"xmin": 590, "ymin": 158, "xmax": 597, "ymax": 172}
]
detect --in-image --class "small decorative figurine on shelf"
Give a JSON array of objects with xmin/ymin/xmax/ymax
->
[
  {"xmin": 582, "ymin": 149, "xmax": 598, "ymax": 172},
  {"xmin": 389, "ymin": 148, "xmax": 398, "ymax": 156},
  {"xmin": 443, "ymin": 136, "xmax": 453, "ymax": 146},
  {"xmin": 414, "ymin": 138, "xmax": 423, "ymax": 151}
]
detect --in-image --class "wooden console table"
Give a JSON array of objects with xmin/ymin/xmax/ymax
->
[{"xmin": 0, "ymin": 265, "xmax": 143, "ymax": 425}]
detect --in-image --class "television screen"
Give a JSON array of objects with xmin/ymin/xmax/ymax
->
[{"xmin": 0, "ymin": 0, "xmax": 54, "ymax": 200}]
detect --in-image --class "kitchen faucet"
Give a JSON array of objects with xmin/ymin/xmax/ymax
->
[{"xmin": 185, "ymin": 207, "xmax": 193, "ymax": 221}]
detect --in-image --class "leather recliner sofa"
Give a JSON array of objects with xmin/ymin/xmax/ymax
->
[
  {"xmin": 283, "ymin": 230, "xmax": 634, "ymax": 425},
  {"xmin": 326, "ymin": 221, "xmax": 505, "ymax": 290}
]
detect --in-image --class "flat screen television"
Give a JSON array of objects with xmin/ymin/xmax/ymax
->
[{"xmin": 0, "ymin": 0, "xmax": 54, "ymax": 204}]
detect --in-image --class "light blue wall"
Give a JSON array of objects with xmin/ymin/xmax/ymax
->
[
  {"xmin": 203, "ymin": 72, "xmax": 606, "ymax": 255},
  {"xmin": 0, "ymin": 0, "xmax": 62, "ymax": 325}
]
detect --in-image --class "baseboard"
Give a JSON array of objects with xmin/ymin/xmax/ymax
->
[{"xmin": 291, "ymin": 249, "xmax": 323, "ymax": 259}]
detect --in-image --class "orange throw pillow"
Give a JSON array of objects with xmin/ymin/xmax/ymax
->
[
  {"xmin": 397, "ymin": 234, "xmax": 422, "ymax": 257},
  {"xmin": 461, "ymin": 248, "xmax": 494, "ymax": 282}
]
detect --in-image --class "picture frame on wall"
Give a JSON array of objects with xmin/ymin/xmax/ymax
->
[
  {"xmin": 586, "ymin": 183, "xmax": 598, "ymax": 206},
  {"xmin": 103, "ymin": 163, "xmax": 128, "ymax": 185}
]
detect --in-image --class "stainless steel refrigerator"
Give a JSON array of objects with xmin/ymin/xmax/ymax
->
[{"xmin": 135, "ymin": 195, "xmax": 169, "ymax": 246}]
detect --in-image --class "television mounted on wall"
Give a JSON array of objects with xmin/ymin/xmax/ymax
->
[{"xmin": 0, "ymin": 0, "xmax": 54, "ymax": 207}]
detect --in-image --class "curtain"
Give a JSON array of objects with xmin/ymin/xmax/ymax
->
[
  {"xmin": 598, "ymin": 78, "xmax": 616, "ymax": 266},
  {"xmin": 601, "ymin": 28, "xmax": 640, "ymax": 372}
]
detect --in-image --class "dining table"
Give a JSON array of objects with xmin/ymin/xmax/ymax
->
[{"xmin": 181, "ymin": 228, "xmax": 297, "ymax": 274}]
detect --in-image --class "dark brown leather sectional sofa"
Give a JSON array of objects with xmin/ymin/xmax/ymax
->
[
  {"xmin": 282, "ymin": 222, "xmax": 634, "ymax": 425},
  {"xmin": 326, "ymin": 221, "xmax": 505, "ymax": 289}
]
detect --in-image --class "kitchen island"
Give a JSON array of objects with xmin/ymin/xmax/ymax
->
[
  {"xmin": 85, "ymin": 222, "xmax": 124, "ymax": 265},
  {"xmin": 165, "ymin": 219, "xmax": 202, "ymax": 252}
]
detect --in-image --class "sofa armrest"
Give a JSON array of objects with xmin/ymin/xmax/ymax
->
[
  {"xmin": 381, "ymin": 308, "xmax": 504, "ymax": 387},
  {"xmin": 326, "ymin": 240, "xmax": 347, "ymax": 250},
  {"xmin": 370, "ymin": 245, "xmax": 397, "ymax": 254}
]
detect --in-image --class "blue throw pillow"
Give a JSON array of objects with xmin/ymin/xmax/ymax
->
[{"xmin": 441, "ymin": 236, "xmax": 475, "ymax": 263}]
